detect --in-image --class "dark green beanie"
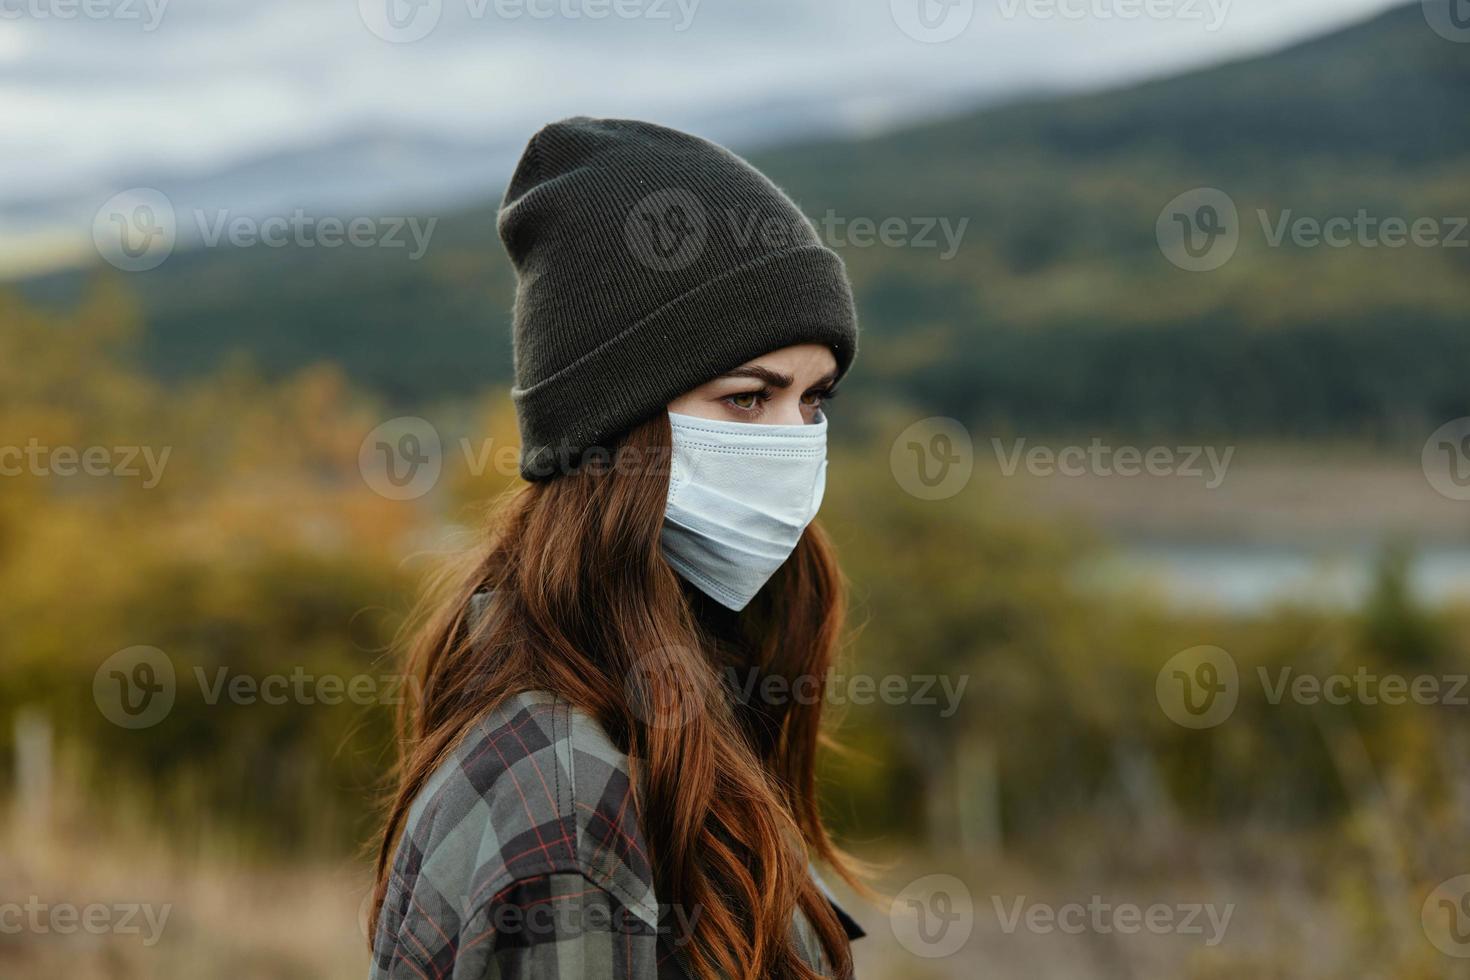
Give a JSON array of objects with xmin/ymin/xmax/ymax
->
[{"xmin": 497, "ymin": 117, "xmax": 859, "ymax": 480}]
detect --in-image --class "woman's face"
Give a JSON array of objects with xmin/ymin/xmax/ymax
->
[{"xmin": 666, "ymin": 343, "xmax": 838, "ymax": 426}]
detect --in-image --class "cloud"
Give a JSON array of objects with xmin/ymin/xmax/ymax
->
[{"xmin": 3, "ymin": 0, "xmax": 1408, "ymax": 204}]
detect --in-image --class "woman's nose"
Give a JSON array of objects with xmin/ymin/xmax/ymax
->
[{"xmin": 768, "ymin": 397, "xmax": 808, "ymax": 426}]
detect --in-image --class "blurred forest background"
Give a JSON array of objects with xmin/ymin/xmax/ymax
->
[{"xmin": 4, "ymin": 3, "xmax": 1470, "ymax": 978}]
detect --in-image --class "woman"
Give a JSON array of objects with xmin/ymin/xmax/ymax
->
[{"xmin": 369, "ymin": 117, "xmax": 865, "ymax": 979}]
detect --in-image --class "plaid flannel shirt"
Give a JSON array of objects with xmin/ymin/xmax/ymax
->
[{"xmin": 370, "ymin": 689, "xmax": 865, "ymax": 979}]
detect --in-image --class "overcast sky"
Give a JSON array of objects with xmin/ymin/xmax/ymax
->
[{"xmin": 0, "ymin": 0, "xmax": 1410, "ymax": 203}]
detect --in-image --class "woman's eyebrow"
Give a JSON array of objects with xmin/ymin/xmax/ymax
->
[
  {"xmin": 718, "ymin": 365, "xmax": 793, "ymax": 388},
  {"xmin": 716, "ymin": 366, "xmax": 839, "ymax": 389}
]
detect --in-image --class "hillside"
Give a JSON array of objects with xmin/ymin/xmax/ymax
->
[{"xmin": 14, "ymin": 1, "xmax": 1470, "ymax": 440}]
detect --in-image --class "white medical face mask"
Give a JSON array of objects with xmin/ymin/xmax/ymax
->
[{"xmin": 661, "ymin": 410, "xmax": 828, "ymax": 611}]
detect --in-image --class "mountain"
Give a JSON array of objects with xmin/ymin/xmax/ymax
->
[
  {"xmin": 13, "ymin": 1, "xmax": 1470, "ymax": 441},
  {"xmin": 749, "ymin": 0, "xmax": 1470, "ymax": 440},
  {"xmin": 0, "ymin": 82, "xmax": 991, "ymax": 280}
]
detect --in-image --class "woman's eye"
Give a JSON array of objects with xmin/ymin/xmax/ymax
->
[
  {"xmin": 800, "ymin": 390, "xmax": 827, "ymax": 407},
  {"xmin": 729, "ymin": 392, "xmax": 761, "ymax": 410}
]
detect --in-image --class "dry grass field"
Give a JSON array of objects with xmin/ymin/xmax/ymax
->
[{"xmin": 6, "ymin": 809, "xmax": 1468, "ymax": 980}]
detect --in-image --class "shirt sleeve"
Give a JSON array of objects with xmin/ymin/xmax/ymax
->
[{"xmin": 464, "ymin": 872, "xmax": 668, "ymax": 980}]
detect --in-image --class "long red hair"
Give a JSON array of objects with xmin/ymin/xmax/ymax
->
[{"xmin": 370, "ymin": 411, "xmax": 860, "ymax": 978}]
